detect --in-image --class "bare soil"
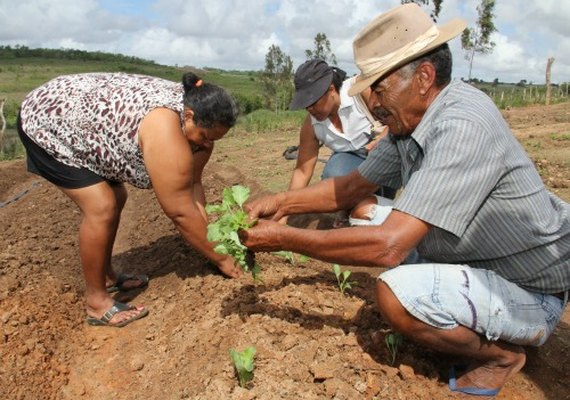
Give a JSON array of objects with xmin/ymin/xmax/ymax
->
[{"xmin": 1, "ymin": 102, "xmax": 569, "ymax": 400}]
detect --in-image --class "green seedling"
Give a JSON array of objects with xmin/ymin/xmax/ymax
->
[
  {"xmin": 332, "ymin": 264, "xmax": 357, "ymax": 295},
  {"xmin": 229, "ymin": 346, "xmax": 256, "ymax": 388},
  {"xmin": 271, "ymin": 251, "xmax": 310, "ymax": 265},
  {"xmin": 385, "ymin": 332, "xmax": 403, "ymax": 366},
  {"xmin": 272, "ymin": 250, "xmax": 295, "ymax": 264},
  {"xmin": 206, "ymin": 185, "xmax": 261, "ymax": 279}
]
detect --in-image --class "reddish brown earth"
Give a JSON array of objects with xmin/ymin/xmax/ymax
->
[{"xmin": 1, "ymin": 102, "xmax": 569, "ymax": 400}]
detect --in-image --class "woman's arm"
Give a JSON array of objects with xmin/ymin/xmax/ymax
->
[
  {"xmin": 288, "ymin": 114, "xmax": 320, "ymax": 191},
  {"xmin": 139, "ymin": 108, "xmax": 241, "ymax": 278},
  {"xmin": 190, "ymin": 145, "xmax": 213, "ymax": 221}
]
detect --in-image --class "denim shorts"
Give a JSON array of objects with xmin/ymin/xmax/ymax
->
[{"xmin": 379, "ymin": 263, "xmax": 567, "ymax": 346}]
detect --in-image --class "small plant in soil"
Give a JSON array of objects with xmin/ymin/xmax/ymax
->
[
  {"xmin": 229, "ymin": 346, "xmax": 256, "ymax": 388},
  {"xmin": 272, "ymin": 251, "xmax": 310, "ymax": 265},
  {"xmin": 206, "ymin": 185, "xmax": 261, "ymax": 279},
  {"xmin": 386, "ymin": 332, "xmax": 404, "ymax": 366},
  {"xmin": 332, "ymin": 264, "xmax": 357, "ymax": 295}
]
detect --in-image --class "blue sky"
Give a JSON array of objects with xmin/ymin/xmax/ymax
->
[{"xmin": 1, "ymin": 0, "xmax": 569, "ymax": 84}]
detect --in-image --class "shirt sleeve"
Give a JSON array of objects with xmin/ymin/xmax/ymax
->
[
  {"xmin": 358, "ymin": 135, "xmax": 402, "ymax": 189},
  {"xmin": 395, "ymin": 118, "xmax": 505, "ymax": 237}
]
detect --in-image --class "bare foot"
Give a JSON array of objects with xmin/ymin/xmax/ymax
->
[{"xmin": 455, "ymin": 349, "xmax": 526, "ymax": 394}]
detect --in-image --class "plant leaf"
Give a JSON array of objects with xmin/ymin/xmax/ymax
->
[
  {"xmin": 332, "ymin": 264, "xmax": 341, "ymax": 278},
  {"xmin": 229, "ymin": 346, "xmax": 256, "ymax": 387},
  {"xmin": 231, "ymin": 185, "xmax": 250, "ymax": 208}
]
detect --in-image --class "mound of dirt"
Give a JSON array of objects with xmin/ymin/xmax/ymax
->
[{"xmin": 1, "ymin": 102, "xmax": 569, "ymax": 400}]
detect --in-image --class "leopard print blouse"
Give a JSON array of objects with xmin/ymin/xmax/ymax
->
[{"xmin": 20, "ymin": 73, "xmax": 185, "ymax": 189}]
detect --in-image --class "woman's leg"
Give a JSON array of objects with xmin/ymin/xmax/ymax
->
[
  {"xmin": 60, "ymin": 182, "xmax": 146, "ymax": 325},
  {"xmin": 101, "ymin": 183, "xmax": 145, "ymax": 290}
]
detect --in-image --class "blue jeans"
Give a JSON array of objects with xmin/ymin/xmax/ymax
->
[
  {"xmin": 379, "ymin": 263, "xmax": 567, "ymax": 346},
  {"xmin": 322, "ymin": 151, "xmax": 397, "ymax": 199},
  {"xmin": 321, "ymin": 151, "xmax": 366, "ymax": 180}
]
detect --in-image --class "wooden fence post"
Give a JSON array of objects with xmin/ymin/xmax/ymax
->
[
  {"xmin": 546, "ymin": 57, "xmax": 555, "ymax": 105},
  {"xmin": 0, "ymin": 98, "xmax": 6, "ymax": 154}
]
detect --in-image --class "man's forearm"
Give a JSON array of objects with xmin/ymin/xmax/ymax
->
[
  {"xmin": 282, "ymin": 171, "xmax": 378, "ymax": 215},
  {"xmin": 277, "ymin": 224, "xmax": 395, "ymax": 267}
]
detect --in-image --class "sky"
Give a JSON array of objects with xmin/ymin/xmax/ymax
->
[{"xmin": 1, "ymin": 0, "xmax": 569, "ymax": 84}]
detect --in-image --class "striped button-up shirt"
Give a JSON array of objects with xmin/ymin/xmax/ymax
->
[{"xmin": 359, "ymin": 80, "xmax": 569, "ymax": 293}]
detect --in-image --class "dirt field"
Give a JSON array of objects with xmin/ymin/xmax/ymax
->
[{"xmin": 1, "ymin": 102, "xmax": 569, "ymax": 400}]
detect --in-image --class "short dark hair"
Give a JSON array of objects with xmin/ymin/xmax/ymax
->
[
  {"xmin": 182, "ymin": 72, "xmax": 238, "ymax": 128},
  {"xmin": 401, "ymin": 43, "xmax": 453, "ymax": 87}
]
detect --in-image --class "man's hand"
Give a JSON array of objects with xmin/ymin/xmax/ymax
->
[
  {"xmin": 365, "ymin": 125, "xmax": 389, "ymax": 151},
  {"xmin": 244, "ymin": 193, "xmax": 286, "ymax": 221},
  {"xmin": 239, "ymin": 219, "xmax": 285, "ymax": 252}
]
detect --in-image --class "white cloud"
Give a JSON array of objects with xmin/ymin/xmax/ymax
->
[{"xmin": 1, "ymin": 0, "xmax": 569, "ymax": 83}]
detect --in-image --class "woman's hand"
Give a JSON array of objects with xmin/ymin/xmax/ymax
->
[{"xmin": 216, "ymin": 256, "xmax": 243, "ymax": 278}]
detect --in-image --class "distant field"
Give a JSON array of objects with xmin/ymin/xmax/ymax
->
[
  {"xmin": 0, "ymin": 55, "xmax": 267, "ymax": 159},
  {"xmin": 0, "ymin": 57, "xmax": 263, "ymax": 105},
  {"xmin": 1, "ymin": 49, "xmax": 568, "ymax": 159}
]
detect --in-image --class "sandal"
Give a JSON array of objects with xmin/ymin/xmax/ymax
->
[
  {"xmin": 106, "ymin": 273, "xmax": 149, "ymax": 293},
  {"xmin": 86, "ymin": 301, "xmax": 149, "ymax": 328}
]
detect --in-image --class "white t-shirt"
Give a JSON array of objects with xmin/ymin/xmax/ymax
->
[{"xmin": 310, "ymin": 76, "xmax": 372, "ymax": 153}]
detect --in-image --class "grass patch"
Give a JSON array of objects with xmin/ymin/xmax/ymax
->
[{"xmin": 236, "ymin": 109, "xmax": 306, "ymax": 133}]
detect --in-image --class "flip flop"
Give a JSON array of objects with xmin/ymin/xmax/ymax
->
[
  {"xmin": 86, "ymin": 301, "xmax": 149, "ymax": 328},
  {"xmin": 449, "ymin": 364, "xmax": 500, "ymax": 397},
  {"xmin": 106, "ymin": 273, "xmax": 149, "ymax": 293}
]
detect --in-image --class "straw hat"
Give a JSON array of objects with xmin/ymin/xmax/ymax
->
[{"xmin": 348, "ymin": 3, "xmax": 467, "ymax": 96}]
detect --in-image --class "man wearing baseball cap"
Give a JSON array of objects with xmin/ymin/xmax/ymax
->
[{"xmin": 241, "ymin": 3, "xmax": 569, "ymax": 397}]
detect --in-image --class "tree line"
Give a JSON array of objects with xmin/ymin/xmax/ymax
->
[
  {"xmin": 0, "ymin": 45, "xmax": 158, "ymax": 65},
  {"xmin": 260, "ymin": 0, "xmax": 498, "ymax": 111}
]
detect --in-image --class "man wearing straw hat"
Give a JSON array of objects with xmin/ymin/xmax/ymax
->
[{"xmin": 241, "ymin": 3, "xmax": 569, "ymax": 397}]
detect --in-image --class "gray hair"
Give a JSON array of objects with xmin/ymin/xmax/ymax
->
[{"xmin": 398, "ymin": 43, "xmax": 453, "ymax": 87}]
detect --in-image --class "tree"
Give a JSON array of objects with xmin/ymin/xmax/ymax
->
[
  {"xmin": 261, "ymin": 44, "xmax": 294, "ymax": 111},
  {"xmin": 461, "ymin": 0, "xmax": 497, "ymax": 83},
  {"xmin": 304, "ymin": 33, "xmax": 337, "ymax": 65},
  {"xmin": 401, "ymin": 0, "xmax": 443, "ymax": 21}
]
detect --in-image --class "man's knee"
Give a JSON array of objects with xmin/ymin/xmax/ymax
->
[{"xmin": 375, "ymin": 280, "xmax": 409, "ymax": 331}]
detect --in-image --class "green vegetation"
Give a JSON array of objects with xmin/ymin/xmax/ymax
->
[
  {"xmin": 229, "ymin": 346, "xmax": 256, "ymax": 387},
  {"xmin": 205, "ymin": 185, "xmax": 261, "ymax": 280},
  {"xmin": 1, "ymin": 45, "xmax": 569, "ymax": 159},
  {"xmin": 261, "ymin": 44, "xmax": 294, "ymax": 111},
  {"xmin": 550, "ymin": 133, "xmax": 570, "ymax": 141},
  {"xmin": 332, "ymin": 264, "xmax": 357, "ymax": 295},
  {"xmin": 236, "ymin": 109, "xmax": 305, "ymax": 133},
  {"xmin": 385, "ymin": 332, "xmax": 404, "ymax": 366},
  {"xmin": 476, "ymin": 80, "xmax": 570, "ymax": 109},
  {"xmin": 305, "ymin": 32, "xmax": 337, "ymax": 66},
  {"xmin": 272, "ymin": 251, "xmax": 310, "ymax": 265},
  {"xmin": 461, "ymin": 0, "xmax": 497, "ymax": 82}
]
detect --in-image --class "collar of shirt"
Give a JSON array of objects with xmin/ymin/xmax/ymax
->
[{"xmin": 410, "ymin": 79, "xmax": 458, "ymax": 151}]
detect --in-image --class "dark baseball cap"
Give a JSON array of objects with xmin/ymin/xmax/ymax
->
[{"xmin": 289, "ymin": 59, "xmax": 333, "ymax": 110}]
